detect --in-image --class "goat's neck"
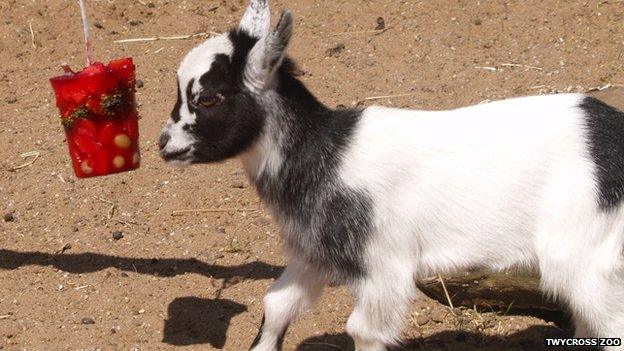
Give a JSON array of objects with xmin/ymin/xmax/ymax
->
[{"xmin": 240, "ymin": 75, "xmax": 329, "ymax": 182}]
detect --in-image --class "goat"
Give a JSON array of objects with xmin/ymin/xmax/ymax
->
[{"xmin": 159, "ymin": 1, "xmax": 624, "ymax": 350}]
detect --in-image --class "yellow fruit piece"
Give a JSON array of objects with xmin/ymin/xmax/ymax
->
[
  {"xmin": 114, "ymin": 134, "xmax": 131, "ymax": 149},
  {"xmin": 113, "ymin": 156, "xmax": 125, "ymax": 169},
  {"xmin": 81, "ymin": 161, "xmax": 93, "ymax": 174}
]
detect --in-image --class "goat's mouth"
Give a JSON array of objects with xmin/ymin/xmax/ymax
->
[{"xmin": 160, "ymin": 147, "xmax": 192, "ymax": 164}]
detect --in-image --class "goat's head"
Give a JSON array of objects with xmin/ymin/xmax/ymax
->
[{"xmin": 159, "ymin": 0, "xmax": 293, "ymax": 165}]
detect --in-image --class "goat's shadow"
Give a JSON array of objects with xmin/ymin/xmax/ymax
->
[
  {"xmin": 163, "ymin": 296, "xmax": 247, "ymax": 348},
  {"xmin": 0, "ymin": 249, "xmax": 282, "ymax": 280},
  {"xmin": 295, "ymin": 325, "xmax": 573, "ymax": 351}
]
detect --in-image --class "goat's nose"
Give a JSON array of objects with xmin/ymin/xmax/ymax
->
[{"xmin": 158, "ymin": 133, "xmax": 171, "ymax": 151}]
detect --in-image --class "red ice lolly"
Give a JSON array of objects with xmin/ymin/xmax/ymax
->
[{"xmin": 50, "ymin": 58, "xmax": 141, "ymax": 178}]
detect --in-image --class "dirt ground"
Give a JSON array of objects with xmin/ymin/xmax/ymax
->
[{"xmin": 1, "ymin": 0, "xmax": 623, "ymax": 350}]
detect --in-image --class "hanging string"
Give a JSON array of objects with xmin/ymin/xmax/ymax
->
[{"xmin": 78, "ymin": 0, "xmax": 92, "ymax": 66}]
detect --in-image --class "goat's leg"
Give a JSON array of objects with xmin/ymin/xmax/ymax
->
[
  {"xmin": 249, "ymin": 259, "xmax": 325, "ymax": 351},
  {"xmin": 346, "ymin": 267, "xmax": 415, "ymax": 351},
  {"xmin": 539, "ymin": 244, "xmax": 624, "ymax": 349}
]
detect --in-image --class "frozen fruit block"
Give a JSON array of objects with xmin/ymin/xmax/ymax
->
[{"xmin": 50, "ymin": 58, "xmax": 141, "ymax": 178}]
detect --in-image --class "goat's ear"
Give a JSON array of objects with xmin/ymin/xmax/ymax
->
[
  {"xmin": 239, "ymin": 0, "xmax": 270, "ymax": 38},
  {"xmin": 244, "ymin": 10, "xmax": 294, "ymax": 93}
]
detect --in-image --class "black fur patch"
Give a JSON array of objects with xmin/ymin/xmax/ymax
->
[
  {"xmin": 254, "ymin": 64, "xmax": 373, "ymax": 283},
  {"xmin": 171, "ymin": 79, "xmax": 182, "ymax": 123},
  {"xmin": 582, "ymin": 96, "xmax": 624, "ymax": 210}
]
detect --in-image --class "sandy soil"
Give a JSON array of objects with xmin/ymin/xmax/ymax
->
[{"xmin": 1, "ymin": 0, "xmax": 623, "ymax": 350}]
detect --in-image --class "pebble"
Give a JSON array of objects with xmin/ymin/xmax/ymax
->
[
  {"xmin": 112, "ymin": 231, "xmax": 124, "ymax": 240},
  {"xmin": 128, "ymin": 20, "xmax": 142, "ymax": 26},
  {"xmin": 120, "ymin": 272, "xmax": 129, "ymax": 278},
  {"xmin": 375, "ymin": 17, "xmax": 386, "ymax": 30},
  {"xmin": 135, "ymin": 79, "xmax": 144, "ymax": 89},
  {"xmin": 81, "ymin": 317, "xmax": 95, "ymax": 325},
  {"xmin": 3, "ymin": 213, "xmax": 14, "ymax": 222},
  {"xmin": 5, "ymin": 97, "xmax": 17, "ymax": 104},
  {"xmin": 415, "ymin": 315, "xmax": 430, "ymax": 326},
  {"xmin": 430, "ymin": 309, "xmax": 447, "ymax": 323},
  {"xmin": 326, "ymin": 43, "xmax": 345, "ymax": 57},
  {"xmin": 231, "ymin": 182, "xmax": 246, "ymax": 189},
  {"xmin": 93, "ymin": 22, "xmax": 104, "ymax": 29}
]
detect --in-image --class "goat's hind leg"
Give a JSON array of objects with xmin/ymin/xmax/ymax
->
[
  {"xmin": 539, "ymin": 241, "xmax": 624, "ymax": 349},
  {"xmin": 249, "ymin": 259, "xmax": 325, "ymax": 351}
]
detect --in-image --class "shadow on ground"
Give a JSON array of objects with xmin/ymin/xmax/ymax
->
[
  {"xmin": 0, "ymin": 249, "xmax": 282, "ymax": 280},
  {"xmin": 163, "ymin": 296, "xmax": 247, "ymax": 348},
  {"xmin": 295, "ymin": 325, "xmax": 572, "ymax": 351}
]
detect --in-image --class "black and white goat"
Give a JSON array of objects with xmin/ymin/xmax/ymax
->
[{"xmin": 159, "ymin": 1, "xmax": 624, "ymax": 350}]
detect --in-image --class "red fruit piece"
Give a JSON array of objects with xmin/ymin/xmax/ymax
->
[
  {"xmin": 73, "ymin": 118, "xmax": 101, "ymax": 154},
  {"xmin": 108, "ymin": 58, "xmax": 135, "ymax": 86},
  {"xmin": 124, "ymin": 115, "xmax": 139, "ymax": 140},
  {"xmin": 80, "ymin": 62, "xmax": 107, "ymax": 77},
  {"xmin": 93, "ymin": 148, "xmax": 111, "ymax": 175},
  {"xmin": 75, "ymin": 134, "xmax": 102, "ymax": 155},
  {"xmin": 74, "ymin": 118, "xmax": 96, "ymax": 136},
  {"xmin": 98, "ymin": 121, "xmax": 125, "ymax": 146}
]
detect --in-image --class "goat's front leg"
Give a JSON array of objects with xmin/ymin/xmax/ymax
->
[
  {"xmin": 249, "ymin": 259, "xmax": 325, "ymax": 351},
  {"xmin": 346, "ymin": 265, "xmax": 416, "ymax": 351}
]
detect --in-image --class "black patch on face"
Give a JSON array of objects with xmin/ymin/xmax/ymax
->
[
  {"xmin": 182, "ymin": 31, "xmax": 265, "ymax": 163},
  {"xmin": 171, "ymin": 79, "xmax": 182, "ymax": 123},
  {"xmin": 582, "ymin": 96, "xmax": 624, "ymax": 210},
  {"xmin": 254, "ymin": 65, "xmax": 373, "ymax": 283}
]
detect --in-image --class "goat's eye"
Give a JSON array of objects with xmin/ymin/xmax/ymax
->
[{"xmin": 197, "ymin": 94, "xmax": 224, "ymax": 108}]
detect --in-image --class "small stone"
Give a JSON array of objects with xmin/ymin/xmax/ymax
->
[
  {"xmin": 81, "ymin": 317, "xmax": 95, "ymax": 325},
  {"xmin": 216, "ymin": 227, "xmax": 226, "ymax": 234},
  {"xmin": 128, "ymin": 20, "xmax": 142, "ymax": 26},
  {"xmin": 375, "ymin": 17, "xmax": 385, "ymax": 30},
  {"xmin": 474, "ymin": 19, "xmax": 482, "ymax": 25},
  {"xmin": 135, "ymin": 79, "xmax": 144, "ymax": 89},
  {"xmin": 5, "ymin": 97, "xmax": 17, "ymax": 104},
  {"xmin": 112, "ymin": 231, "xmax": 124, "ymax": 240},
  {"xmin": 120, "ymin": 272, "xmax": 129, "ymax": 277},
  {"xmin": 415, "ymin": 315, "xmax": 430, "ymax": 326},
  {"xmin": 231, "ymin": 182, "xmax": 245, "ymax": 189},
  {"xmin": 147, "ymin": 2, "xmax": 155, "ymax": 8},
  {"xmin": 3, "ymin": 213, "xmax": 14, "ymax": 222},
  {"xmin": 93, "ymin": 21, "xmax": 104, "ymax": 29},
  {"xmin": 326, "ymin": 43, "xmax": 345, "ymax": 57},
  {"xmin": 430, "ymin": 309, "xmax": 447, "ymax": 323}
]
